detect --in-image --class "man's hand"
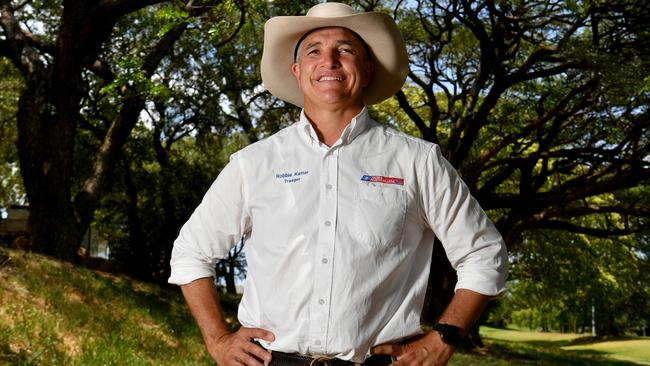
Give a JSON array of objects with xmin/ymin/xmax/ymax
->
[
  {"xmin": 372, "ymin": 289, "xmax": 491, "ymax": 365},
  {"xmin": 208, "ymin": 326, "xmax": 275, "ymax": 366},
  {"xmin": 371, "ymin": 331, "xmax": 455, "ymax": 366},
  {"xmin": 180, "ymin": 279, "xmax": 276, "ymax": 366}
]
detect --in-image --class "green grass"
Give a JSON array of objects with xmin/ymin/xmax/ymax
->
[
  {"xmin": 0, "ymin": 247, "xmax": 238, "ymax": 365},
  {"xmin": 449, "ymin": 327, "xmax": 650, "ymax": 366},
  {"xmin": 2, "ymin": 247, "xmax": 649, "ymax": 366},
  {"xmin": 563, "ymin": 339, "xmax": 650, "ymax": 365}
]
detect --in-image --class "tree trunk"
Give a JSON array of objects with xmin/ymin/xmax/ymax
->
[
  {"xmin": 465, "ymin": 323, "xmax": 484, "ymax": 348},
  {"xmin": 12, "ymin": 2, "xmax": 117, "ymax": 261},
  {"xmin": 158, "ymin": 157, "xmax": 179, "ymax": 282},
  {"xmin": 423, "ymin": 239, "xmax": 457, "ymax": 324},
  {"xmin": 123, "ymin": 156, "xmax": 149, "ymax": 279},
  {"xmin": 5, "ymin": 0, "xmax": 179, "ymax": 262},
  {"xmin": 15, "ymin": 65, "xmax": 83, "ymax": 260},
  {"xmin": 152, "ymin": 100, "xmax": 181, "ymax": 283},
  {"xmin": 225, "ymin": 253, "xmax": 237, "ymax": 294}
]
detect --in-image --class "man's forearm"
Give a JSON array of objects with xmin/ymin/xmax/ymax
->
[
  {"xmin": 436, "ymin": 288, "xmax": 492, "ymax": 336},
  {"xmin": 181, "ymin": 277, "xmax": 275, "ymax": 366},
  {"xmin": 181, "ymin": 277, "xmax": 232, "ymax": 344}
]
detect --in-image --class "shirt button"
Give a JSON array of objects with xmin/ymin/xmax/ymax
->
[
  {"xmin": 326, "ymin": 184, "xmax": 333, "ymax": 189},
  {"xmin": 318, "ymin": 299, "xmax": 325, "ymax": 305},
  {"xmin": 315, "ymin": 340, "xmax": 322, "ymax": 346},
  {"xmin": 322, "ymin": 258, "xmax": 328, "ymax": 264},
  {"xmin": 324, "ymin": 220, "xmax": 331, "ymax": 227}
]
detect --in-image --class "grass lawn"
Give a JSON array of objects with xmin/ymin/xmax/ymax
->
[
  {"xmin": 1, "ymin": 247, "xmax": 649, "ymax": 366},
  {"xmin": 459, "ymin": 327, "xmax": 650, "ymax": 366},
  {"xmin": 563, "ymin": 339, "xmax": 650, "ymax": 365},
  {"xmin": 0, "ymin": 247, "xmax": 239, "ymax": 365}
]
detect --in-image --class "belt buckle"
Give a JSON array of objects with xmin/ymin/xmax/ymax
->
[{"xmin": 309, "ymin": 356, "xmax": 333, "ymax": 366}]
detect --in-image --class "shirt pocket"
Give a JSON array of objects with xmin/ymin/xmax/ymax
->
[{"xmin": 353, "ymin": 184, "xmax": 407, "ymax": 249}]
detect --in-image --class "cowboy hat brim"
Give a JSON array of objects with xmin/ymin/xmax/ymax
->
[{"xmin": 261, "ymin": 5, "xmax": 409, "ymax": 108}]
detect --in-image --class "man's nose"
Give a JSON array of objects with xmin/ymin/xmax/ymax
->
[{"xmin": 322, "ymin": 49, "xmax": 341, "ymax": 67}]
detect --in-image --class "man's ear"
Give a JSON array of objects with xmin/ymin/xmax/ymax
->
[{"xmin": 291, "ymin": 62, "xmax": 301, "ymax": 81}]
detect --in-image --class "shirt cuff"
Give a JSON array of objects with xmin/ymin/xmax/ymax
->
[
  {"xmin": 454, "ymin": 265, "xmax": 508, "ymax": 297},
  {"xmin": 168, "ymin": 263, "xmax": 216, "ymax": 285}
]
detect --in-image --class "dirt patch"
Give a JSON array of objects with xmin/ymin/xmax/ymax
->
[
  {"xmin": 65, "ymin": 289, "xmax": 84, "ymax": 304},
  {"xmin": 61, "ymin": 332, "xmax": 82, "ymax": 356}
]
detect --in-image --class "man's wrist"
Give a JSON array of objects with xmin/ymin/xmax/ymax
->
[
  {"xmin": 202, "ymin": 324, "xmax": 232, "ymax": 348},
  {"xmin": 432, "ymin": 323, "xmax": 464, "ymax": 348}
]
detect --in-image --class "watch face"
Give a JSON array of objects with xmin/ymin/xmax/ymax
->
[{"xmin": 434, "ymin": 323, "xmax": 462, "ymax": 347}]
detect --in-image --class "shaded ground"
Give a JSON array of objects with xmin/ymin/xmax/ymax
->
[{"xmin": 1, "ymin": 247, "xmax": 648, "ymax": 366}]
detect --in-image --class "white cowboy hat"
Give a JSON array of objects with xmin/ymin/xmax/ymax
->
[{"xmin": 261, "ymin": 2, "xmax": 409, "ymax": 108}]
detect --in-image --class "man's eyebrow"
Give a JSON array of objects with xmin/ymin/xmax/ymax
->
[
  {"xmin": 335, "ymin": 40, "xmax": 355, "ymax": 47},
  {"xmin": 304, "ymin": 41, "xmax": 322, "ymax": 50},
  {"xmin": 304, "ymin": 39, "xmax": 357, "ymax": 48}
]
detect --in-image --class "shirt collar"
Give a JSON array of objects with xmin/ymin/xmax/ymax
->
[
  {"xmin": 297, "ymin": 107, "xmax": 371, "ymax": 147},
  {"xmin": 298, "ymin": 111, "xmax": 320, "ymax": 144},
  {"xmin": 341, "ymin": 107, "xmax": 370, "ymax": 144}
]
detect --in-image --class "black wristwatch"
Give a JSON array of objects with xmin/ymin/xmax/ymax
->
[{"xmin": 432, "ymin": 323, "xmax": 463, "ymax": 348}]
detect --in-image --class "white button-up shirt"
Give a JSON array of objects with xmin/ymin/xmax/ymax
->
[{"xmin": 169, "ymin": 107, "xmax": 508, "ymax": 362}]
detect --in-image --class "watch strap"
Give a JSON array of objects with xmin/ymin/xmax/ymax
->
[{"xmin": 432, "ymin": 322, "xmax": 463, "ymax": 348}]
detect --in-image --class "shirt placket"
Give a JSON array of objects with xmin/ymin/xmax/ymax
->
[{"xmin": 308, "ymin": 146, "xmax": 339, "ymax": 354}]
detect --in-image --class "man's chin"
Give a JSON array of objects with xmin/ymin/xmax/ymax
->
[{"xmin": 305, "ymin": 91, "xmax": 363, "ymax": 107}]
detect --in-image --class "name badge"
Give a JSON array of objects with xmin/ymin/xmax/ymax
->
[{"xmin": 276, "ymin": 170, "xmax": 309, "ymax": 183}]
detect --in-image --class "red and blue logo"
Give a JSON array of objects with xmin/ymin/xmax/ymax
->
[{"xmin": 361, "ymin": 175, "xmax": 405, "ymax": 186}]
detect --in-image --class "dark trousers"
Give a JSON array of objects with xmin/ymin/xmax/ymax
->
[{"xmin": 268, "ymin": 350, "xmax": 394, "ymax": 366}]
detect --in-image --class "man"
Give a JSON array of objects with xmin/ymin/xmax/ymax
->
[{"xmin": 169, "ymin": 3, "xmax": 508, "ymax": 366}]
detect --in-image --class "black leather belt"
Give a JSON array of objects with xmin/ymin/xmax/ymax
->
[{"xmin": 270, "ymin": 350, "xmax": 393, "ymax": 366}]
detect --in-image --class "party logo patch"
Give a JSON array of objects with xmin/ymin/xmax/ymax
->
[{"xmin": 360, "ymin": 175, "xmax": 404, "ymax": 186}]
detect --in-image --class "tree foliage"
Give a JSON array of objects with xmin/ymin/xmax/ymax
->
[
  {"xmin": 0, "ymin": 58, "xmax": 24, "ymax": 211},
  {"xmin": 1, "ymin": 0, "xmax": 649, "ymax": 337},
  {"xmin": 490, "ymin": 224, "xmax": 650, "ymax": 335},
  {"xmin": 383, "ymin": 0, "xmax": 650, "ymax": 242},
  {"xmin": 363, "ymin": 0, "xmax": 650, "ymax": 332}
]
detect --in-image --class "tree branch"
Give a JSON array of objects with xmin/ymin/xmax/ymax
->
[
  {"xmin": 98, "ymin": 0, "xmax": 172, "ymax": 18},
  {"xmin": 409, "ymin": 67, "xmax": 441, "ymax": 139},
  {"xmin": 13, "ymin": 0, "xmax": 33, "ymax": 11},
  {"xmin": 212, "ymin": 0, "xmax": 245, "ymax": 49},
  {"xmin": 87, "ymin": 59, "xmax": 116, "ymax": 83},
  {"xmin": 74, "ymin": 21, "xmax": 189, "ymax": 229},
  {"xmin": 484, "ymin": 164, "xmax": 650, "ymax": 212},
  {"xmin": 471, "ymin": 78, "xmax": 598, "ymax": 191},
  {"xmin": 395, "ymin": 89, "xmax": 437, "ymax": 143},
  {"xmin": 0, "ymin": 0, "xmax": 45, "ymax": 75},
  {"xmin": 527, "ymin": 219, "xmax": 646, "ymax": 238},
  {"xmin": 142, "ymin": 22, "xmax": 188, "ymax": 77},
  {"xmin": 22, "ymin": 30, "xmax": 56, "ymax": 54},
  {"xmin": 542, "ymin": 204, "xmax": 650, "ymax": 220},
  {"xmin": 447, "ymin": 0, "xmax": 503, "ymax": 164},
  {"xmin": 449, "ymin": 80, "xmax": 507, "ymax": 167},
  {"xmin": 78, "ymin": 113, "xmax": 107, "ymax": 141},
  {"xmin": 0, "ymin": 39, "xmax": 11, "ymax": 58}
]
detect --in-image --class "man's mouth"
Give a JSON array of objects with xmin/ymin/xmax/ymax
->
[{"xmin": 318, "ymin": 76, "xmax": 345, "ymax": 81}]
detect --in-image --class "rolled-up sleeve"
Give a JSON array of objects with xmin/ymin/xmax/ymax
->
[
  {"xmin": 421, "ymin": 145, "xmax": 508, "ymax": 296},
  {"xmin": 168, "ymin": 153, "xmax": 250, "ymax": 285}
]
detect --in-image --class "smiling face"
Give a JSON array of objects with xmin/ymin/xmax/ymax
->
[{"xmin": 291, "ymin": 27, "xmax": 374, "ymax": 112}]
